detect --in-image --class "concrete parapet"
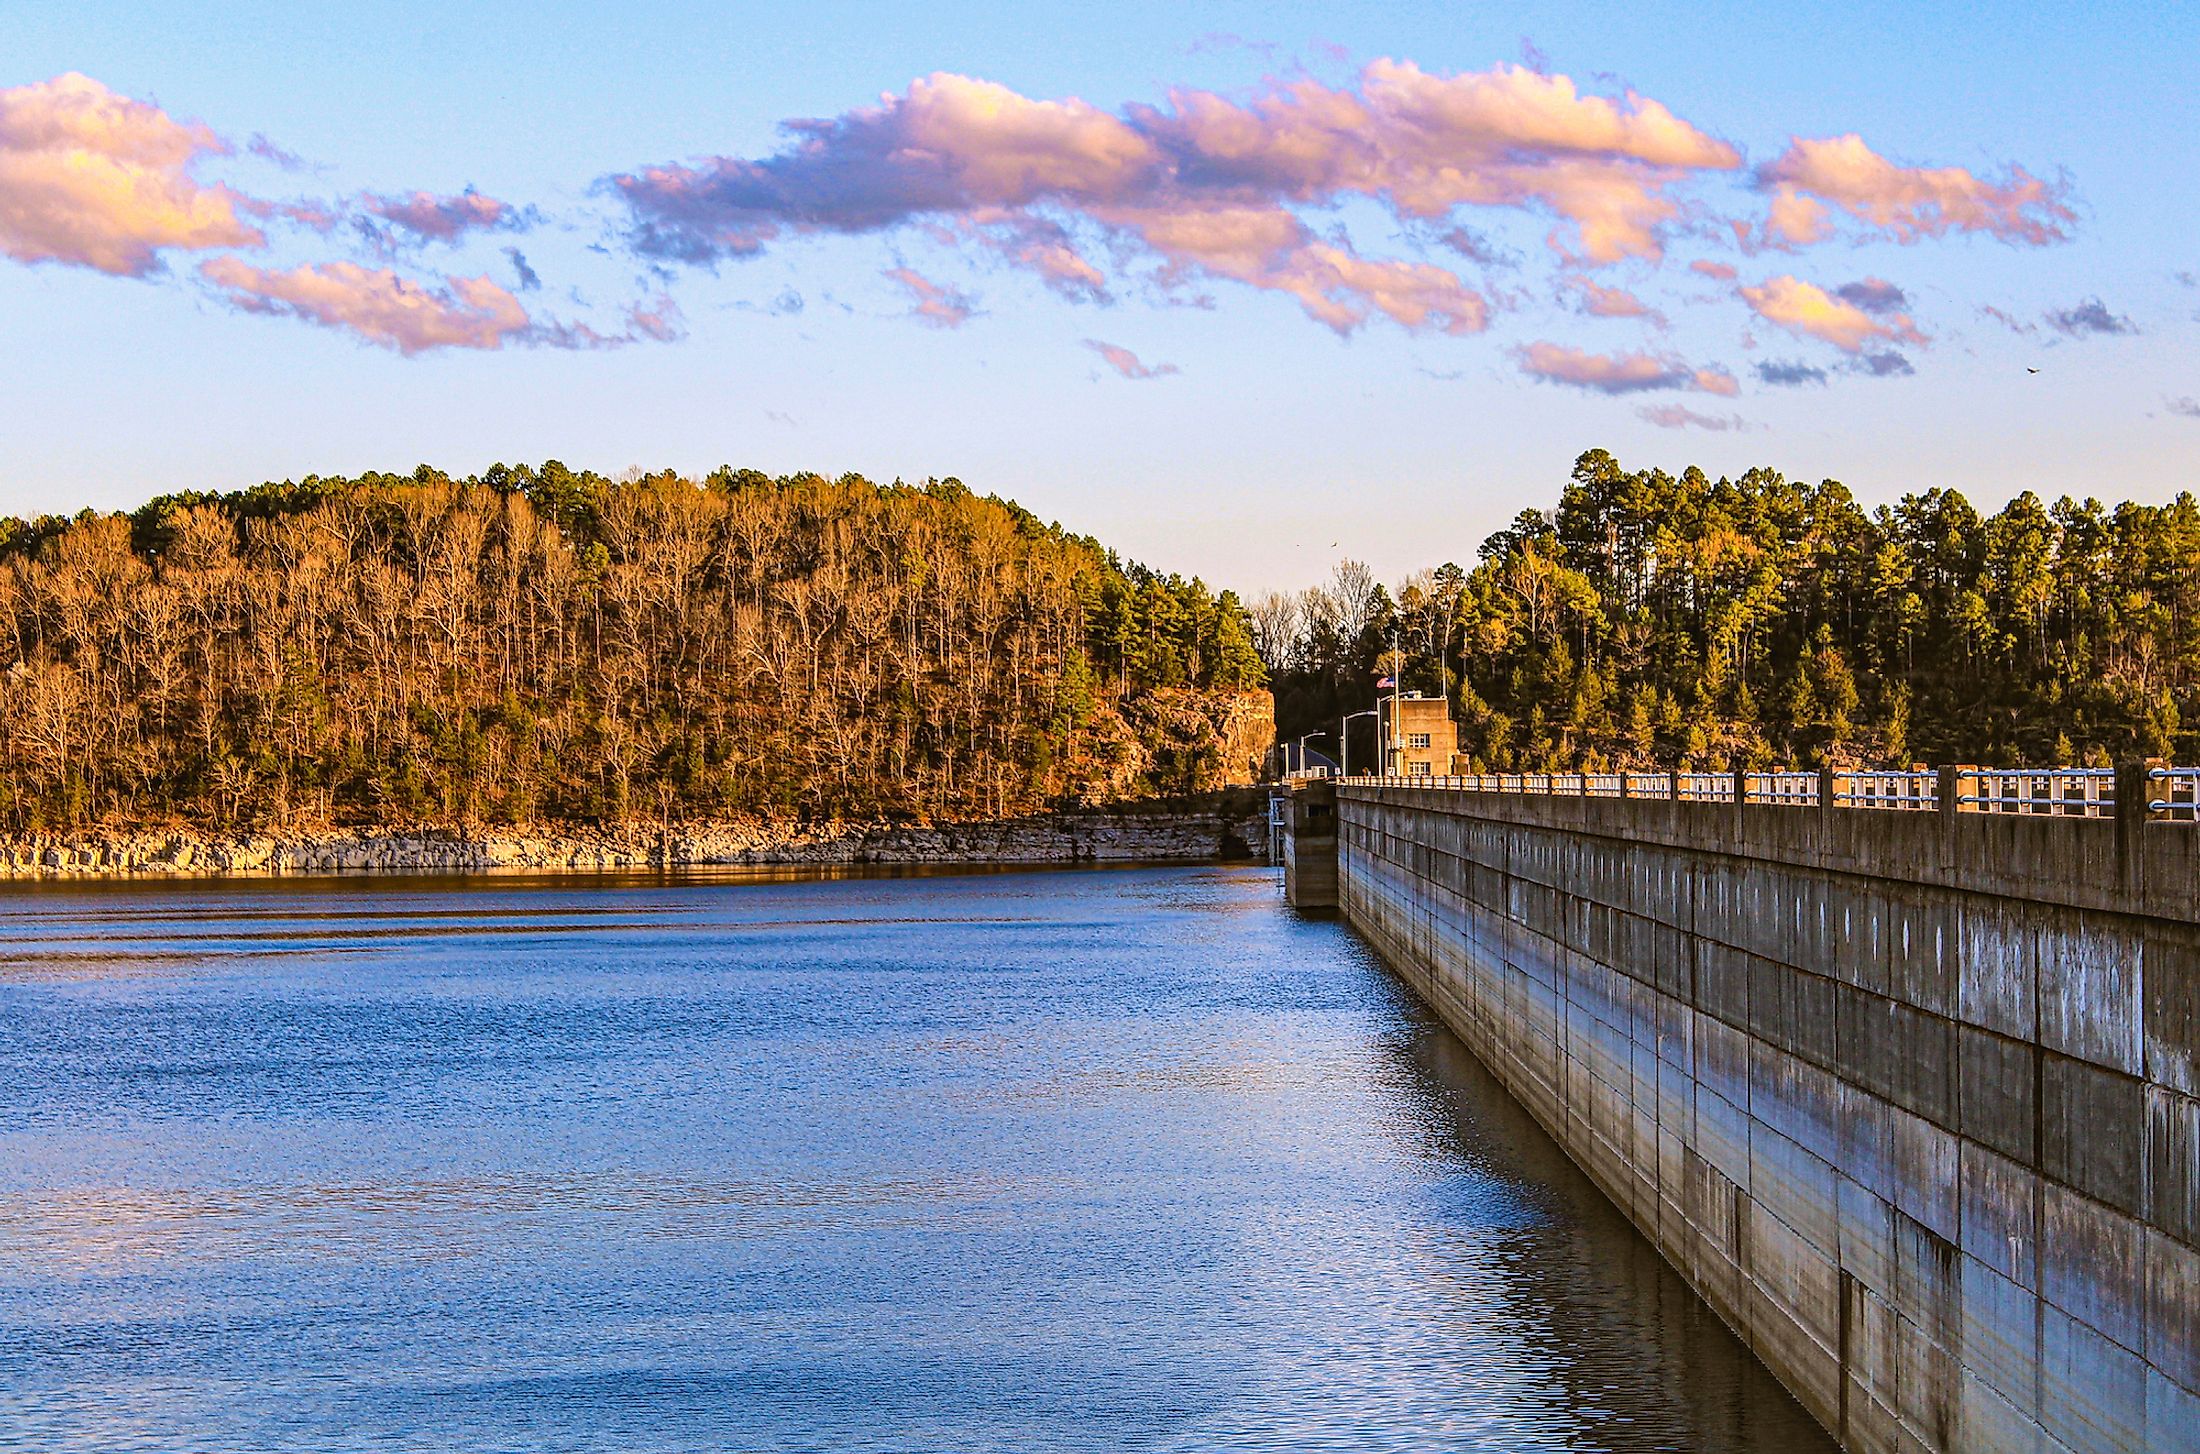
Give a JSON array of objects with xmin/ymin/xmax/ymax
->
[{"xmin": 1334, "ymin": 783, "xmax": 2200, "ymax": 1453}]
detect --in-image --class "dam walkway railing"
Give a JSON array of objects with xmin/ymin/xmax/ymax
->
[{"xmin": 1338, "ymin": 763, "xmax": 2200, "ymax": 822}]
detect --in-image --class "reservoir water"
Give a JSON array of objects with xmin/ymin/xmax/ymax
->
[{"xmin": 0, "ymin": 864, "xmax": 1831, "ymax": 1452}]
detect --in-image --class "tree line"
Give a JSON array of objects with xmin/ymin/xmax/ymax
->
[
  {"xmin": 0, "ymin": 463, "xmax": 1267, "ymax": 831},
  {"xmin": 1260, "ymin": 449, "xmax": 2200, "ymax": 771}
]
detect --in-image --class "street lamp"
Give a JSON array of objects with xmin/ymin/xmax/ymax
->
[
  {"xmin": 1340, "ymin": 709, "xmax": 1378, "ymax": 778},
  {"xmin": 1297, "ymin": 731, "xmax": 1328, "ymax": 777}
]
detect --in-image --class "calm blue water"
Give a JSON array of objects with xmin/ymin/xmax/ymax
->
[{"xmin": 0, "ymin": 865, "xmax": 1829, "ymax": 1452}]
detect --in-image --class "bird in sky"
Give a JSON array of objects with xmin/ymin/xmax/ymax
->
[{"xmin": 2027, "ymin": 367, "xmax": 2041, "ymax": 374}]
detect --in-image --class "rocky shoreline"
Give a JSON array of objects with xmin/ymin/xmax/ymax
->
[{"xmin": 0, "ymin": 794, "xmax": 1271, "ymax": 876}]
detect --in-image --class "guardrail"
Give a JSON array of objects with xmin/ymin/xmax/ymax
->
[
  {"xmin": 1328, "ymin": 763, "xmax": 2200, "ymax": 823},
  {"xmin": 1679, "ymin": 772, "xmax": 1736, "ymax": 803},
  {"xmin": 1959, "ymin": 767, "xmax": 2116, "ymax": 817},
  {"xmin": 2152, "ymin": 766, "xmax": 2200, "ymax": 820},
  {"xmin": 1831, "ymin": 770, "xmax": 1938, "ymax": 811}
]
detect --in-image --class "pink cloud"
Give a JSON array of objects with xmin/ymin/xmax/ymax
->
[
  {"xmin": 1756, "ymin": 134, "xmax": 2072, "ymax": 248},
  {"xmin": 1739, "ymin": 274, "xmax": 1926, "ymax": 352},
  {"xmin": 239, "ymin": 196, "xmax": 343, "ymax": 232},
  {"xmin": 1517, "ymin": 341, "xmax": 1735, "ymax": 395},
  {"xmin": 968, "ymin": 209, "xmax": 1109, "ymax": 301},
  {"xmin": 624, "ymin": 293, "xmax": 684, "ymax": 342},
  {"xmin": 0, "ymin": 72, "xmax": 261, "ymax": 275},
  {"xmin": 199, "ymin": 258, "xmax": 533, "ymax": 352},
  {"xmin": 1087, "ymin": 201, "xmax": 1492, "ymax": 335},
  {"xmin": 1139, "ymin": 61, "xmax": 1740, "ymax": 262},
  {"xmin": 362, "ymin": 188, "xmax": 530, "ymax": 243},
  {"xmin": 885, "ymin": 266, "xmax": 977, "ymax": 327},
  {"xmin": 1083, "ymin": 339, "xmax": 1178, "ymax": 379},
  {"xmin": 1689, "ymin": 259, "xmax": 1737, "ymax": 281},
  {"xmin": 1564, "ymin": 275, "xmax": 1663, "ymax": 324},
  {"xmin": 606, "ymin": 61, "xmax": 1737, "ymax": 333}
]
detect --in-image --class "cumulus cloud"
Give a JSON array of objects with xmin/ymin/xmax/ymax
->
[
  {"xmin": 1083, "ymin": 339, "xmax": 1179, "ymax": 379},
  {"xmin": 1852, "ymin": 351, "xmax": 1914, "ymax": 377},
  {"xmin": 2045, "ymin": 297, "xmax": 2136, "ymax": 337},
  {"xmin": 1755, "ymin": 134, "xmax": 2071, "ymax": 248},
  {"xmin": 0, "ymin": 65, "xmax": 2081, "ymax": 375},
  {"xmin": 1565, "ymin": 275, "xmax": 1664, "ymax": 324},
  {"xmin": 1740, "ymin": 274, "xmax": 1926, "ymax": 352},
  {"xmin": 1517, "ymin": 341, "xmax": 1736, "ymax": 395},
  {"xmin": 885, "ymin": 266, "xmax": 977, "ymax": 327},
  {"xmin": 1754, "ymin": 358, "xmax": 1828, "ymax": 387},
  {"xmin": 199, "ymin": 258, "xmax": 535, "ymax": 352},
  {"xmin": 0, "ymin": 71, "xmax": 262, "ymax": 274},
  {"xmin": 604, "ymin": 61, "xmax": 1741, "ymax": 334},
  {"xmin": 360, "ymin": 187, "xmax": 532, "ymax": 244},
  {"xmin": 1639, "ymin": 403, "xmax": 1745, "ymax": 430}
]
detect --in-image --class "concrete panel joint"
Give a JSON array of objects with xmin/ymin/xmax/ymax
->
[{"xmin": 1329, "ymin": 782, "xmax": 2200, "ymax": 1453}]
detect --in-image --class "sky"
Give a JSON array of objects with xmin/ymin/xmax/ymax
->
[{"xmin": 3, "ymin": 0, "xmax": 2195, "ymax": 594}]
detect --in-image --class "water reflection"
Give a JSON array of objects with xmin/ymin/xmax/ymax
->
[{"xmin": 0, "ymin": 865, "xmax": 1829, "ymax": 1452}]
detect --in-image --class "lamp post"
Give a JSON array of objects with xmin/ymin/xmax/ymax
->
[
  {"xmin": 1298, "ymin": 731, "xmax": 1328, "ymax": 777},
  {"xmin": 1340, "ymin": 709, "xmax": 1377, "ymax": 778}
]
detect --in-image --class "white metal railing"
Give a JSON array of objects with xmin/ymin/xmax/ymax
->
[
  {"xmin": 1327, "ymin": 762, "xmax": 2197, "ymax": 825},
  {"xmin": 2149, "ymin": 766, "xmax": 2200, "ymax": 820},
  {"xmin": 1745, "ymin": 771, "xmax": 1820, "ymax": 807},
  {"xmin": 1677, "ymin": 772, "xmax": 1735, "ymax": 803},
  {"xmin": 1832, "ymin": 770, "xmax": 1939, "ymax": 811},
  {"xmin": 1959, "ymin": 767, "xmax": 2116, "ymax": 817}
]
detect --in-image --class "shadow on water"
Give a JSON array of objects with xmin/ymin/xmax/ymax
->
[{"xmin": 1360, "ymin": 954, "xmax": 1836, "ymax": 1453}]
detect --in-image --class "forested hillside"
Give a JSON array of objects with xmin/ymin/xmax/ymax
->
[
  {"xmin": 1262, "ymin": 449, "xmax": 2200, "ymax": 771},
  {"xmin": 0, "ymin": 464, "xmax": 1268, "ymax": 831}
]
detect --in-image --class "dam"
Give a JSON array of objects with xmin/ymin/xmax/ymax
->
[{"xmin": 1279, "ymin": 766, "xmax": 2200, "ymax": 1453}]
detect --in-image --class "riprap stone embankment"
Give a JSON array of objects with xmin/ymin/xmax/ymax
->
[{"xmin": 0, "ymin": 791, "xmax": 1268, "ymax": 875}]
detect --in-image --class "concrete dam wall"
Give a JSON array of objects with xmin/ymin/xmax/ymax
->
[{"xmin": 1323, "ymin": 781, "xmax": 2197, "ymax": 1453}]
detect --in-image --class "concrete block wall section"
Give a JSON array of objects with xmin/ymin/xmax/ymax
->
[
  {"xmin": 1333, "ymin": 786, "xmax": 2200, "ymax": 1454},
  {"xmin": 1277, "ymin": 779, "xmax": 1339, "ymax": 909}
]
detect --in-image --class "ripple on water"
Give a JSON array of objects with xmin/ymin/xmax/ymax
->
[{"xmin": 0, "ymin": 865, "xmax": 1833, "ymax": 1452}]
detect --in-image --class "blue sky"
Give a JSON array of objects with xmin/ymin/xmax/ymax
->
[{"xmin": 3, "ymin": 1, "xmax": 2194, "ymax": 592}]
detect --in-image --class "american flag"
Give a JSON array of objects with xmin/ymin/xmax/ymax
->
[{"xmin": 1375, "ymin": 675, "xmax": 1395, "ymax": 688}]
